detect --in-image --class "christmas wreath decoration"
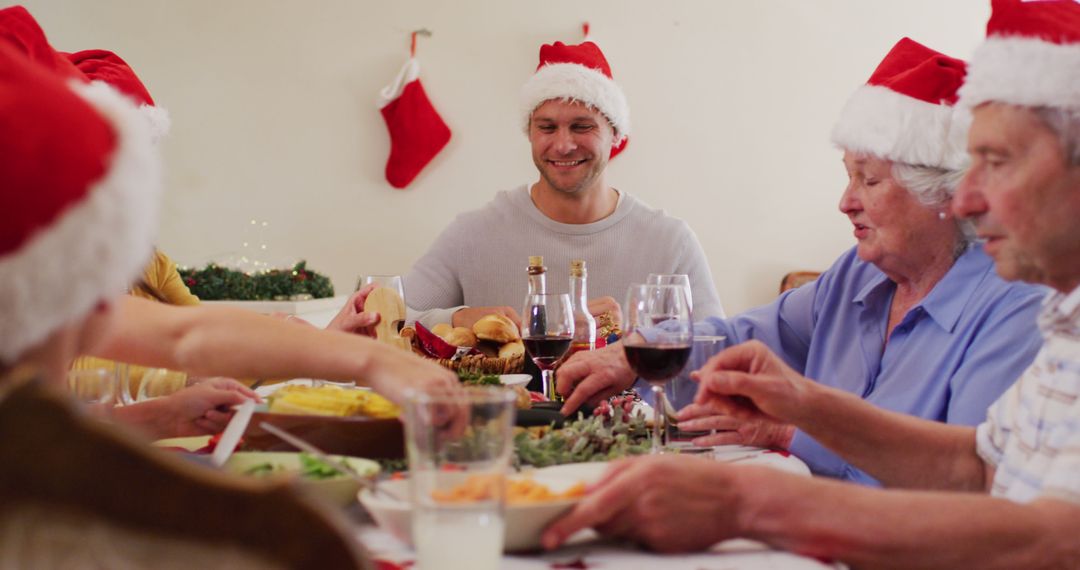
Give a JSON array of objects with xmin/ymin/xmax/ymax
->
[{"xmin": 179, "ymin": 261, "xmax": 334, "ymax": 301}]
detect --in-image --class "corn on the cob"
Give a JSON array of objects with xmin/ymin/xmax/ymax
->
[{"xmin": 267, "ymin": 385, "xmax": 400, "ymax": 418}]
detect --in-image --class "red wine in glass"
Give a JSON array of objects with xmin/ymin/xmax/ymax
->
[
  {"xmin": 624, "ymin": 343, "xmax": 692, "ymax": 383},
  {"xmin": 523, "ymin": 335, "xmax": 573, "ymax": 370}
]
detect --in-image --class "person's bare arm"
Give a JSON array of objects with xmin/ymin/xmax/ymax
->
[{"xmin": 94, "ymin": 297, "xmax": 456, "ymax": 405}]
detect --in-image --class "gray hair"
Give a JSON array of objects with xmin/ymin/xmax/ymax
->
[
  {"xmin": 891, "ymin": 162, "xmax": 975, "ymax": 247},
  {"xmin": 1032, "ymin": 106, "xmax": 1080, "ymax": 166}
]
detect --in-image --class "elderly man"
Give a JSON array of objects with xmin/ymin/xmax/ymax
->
[
  {"xmin": 405, "ymin": 40, "xmax": 724, "ymax": 331},
  {"xmin": 543, "ymin": 0, "xmax": 1080, "ymax": 565}
]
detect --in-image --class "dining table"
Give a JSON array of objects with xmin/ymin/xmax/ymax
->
[{"xmin": 350, "ymin": 445, "xmax": 848, "ymax": 570}]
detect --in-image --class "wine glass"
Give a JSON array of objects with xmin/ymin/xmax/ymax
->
[
  {"xmin": 623, "ymin": 284, "xmax": 693, "ymax": 454},
  {"xmin": 646, "ymin": 273, "xmax": 692, "ymax": 313},
  {"xmin": 521, "ymin": 293, "xmax": 574, "ymax": 404},
  {"xmin": 358, "ymin": 274, "xmax": 406, "ymax": 332},
  {"xmin": 66, "ymin": 368, "xmax": 119, "ymax": 418}
]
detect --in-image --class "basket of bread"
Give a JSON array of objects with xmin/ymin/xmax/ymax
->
[{"xmin": 402, "ymin": 314, "xmax": 525, "ymax": 374}]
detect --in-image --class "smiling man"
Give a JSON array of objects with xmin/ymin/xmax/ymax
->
[{"xmin": 404, "ymin": 41, "xmax": 724, "ymax": 332}]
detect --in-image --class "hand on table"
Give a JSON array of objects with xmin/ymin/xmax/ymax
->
[
  {"xmin": 677, "ymin": 402, "xmax": 794, "ymax": 449},
  {"xmin": 451, "ymin": 305, "xmax": 521, "ymax": 329},
  {"xmin": 690, "ymin": 340, "xmax": 815, "ymax": 427},
  {"xmin": 556, "ymin": 342, "xmax": 637, "ymax": 415},
  {"xmin": 542, "ymin": 455, "xmax": 744, "ymax": 553},
  {"xmin": 325, "ymin": 285, "xmax": 381, "ymax": 337}
]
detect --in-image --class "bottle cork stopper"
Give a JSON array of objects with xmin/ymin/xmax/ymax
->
[{"xmin": 528, "ymin": 255, "xmax": 544, "ymax": 267}]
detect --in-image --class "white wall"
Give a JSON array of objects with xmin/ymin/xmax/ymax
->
[{"xmin": 25, "ymin": 0, "xmax": 989, "ymax": 313}]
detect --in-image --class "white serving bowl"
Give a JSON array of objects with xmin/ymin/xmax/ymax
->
[
  {"xmin": 225, "ymin": 451, "xmax": 379, "ymax": 507},
  {"xmin": 359, "ymin": 462, "xmax": 608, "ymax": 552}
]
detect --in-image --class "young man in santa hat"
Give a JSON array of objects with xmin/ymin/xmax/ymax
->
[
  {"xmin": 544, "ymin": 0, "xmax": 1080, "ymax": 565},
  {"xmin": 404, "ymin": 40, "xmax": 724, "ymax": 332}
]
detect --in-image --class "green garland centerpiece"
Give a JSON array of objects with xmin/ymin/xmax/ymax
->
[{"xmin": 179, "ymin": 260, "xmax": 334, "ymax": 301}]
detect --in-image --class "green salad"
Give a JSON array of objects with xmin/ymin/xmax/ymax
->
[
  {"xmin": 456, "ymin": 371, "xmax": 502, "ymax": 386},
  {"xmin": 242, "ymin": 452, "xmax": 345, "ymax": 480}
]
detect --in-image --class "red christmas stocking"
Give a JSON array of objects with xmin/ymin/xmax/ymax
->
[{"xmin": 378, "ymin": 58, "xmax": 451, "ymax": 188}]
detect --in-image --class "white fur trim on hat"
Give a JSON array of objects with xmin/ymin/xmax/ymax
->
[
  {"xmin": 959, "ymin": 36, "xmax": 1080, "ymax": 110},
  {"xmin": 0, "ymin": 80, "xmax": 162, "ymax": 364},
  {"xmin": 86, "ymin": 80, "xmax": 171, "ymax": 144},
  {"xmin": 140, "ymin": 103, "xmax": 171, "ymax": 144},
  {"xmin": 520, "ymin": 62, "xmax": 630, "ymax": 141},
  {"xmin": 831, "ymin": 84, "xmax": 969, "ymax": 170}
]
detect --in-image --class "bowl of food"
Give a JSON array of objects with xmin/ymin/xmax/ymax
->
[
  {"xmin": 240, "ymin": 384, "xmax": 406, "ymax": 459},
  {"xmin": 225, "ymin": 451, "xmax": 379, "ymax": 506},
  {"xmin": 358, "ymin": 462, "xmax": 607, "ymax": 552}
]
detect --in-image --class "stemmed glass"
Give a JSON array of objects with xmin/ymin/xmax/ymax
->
[
  {"xmin": 646, "ymin": 273, "xmax": 692, "ymax": 313},
  {"xmin": 623, "ymin": 284, "xmax": 693, "ymax": 454},
  {"xmin": 358, "ymin": 274, "xmax": 407, "ymax": 337},
  {"xmin": 521, "ymin": 293, "xmax": 574, "ymax": 405},
  {"xmin": 66, "ymin": 368, "xmax": 119, "ymax": 418}
]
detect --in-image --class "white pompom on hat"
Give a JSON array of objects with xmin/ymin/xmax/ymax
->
[
  {"xmin": 831, "ymin": 37, "xmax": 969, "ymax": 170},
  {"xmin": 0, "ymin": 11, "xmax": 162, "ymax": 364},
  {"xmin": 958, "ymin": 0, "xmax": 1080, "ymax": 111},
  {"xmin": 520, "ymin": 40, "xmax": 630, "ymax": 144}
]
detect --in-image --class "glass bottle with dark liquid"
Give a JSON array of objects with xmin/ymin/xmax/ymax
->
[{"xmin": 568, "ymin": 259, "xmax": 597, "ymax": 356}]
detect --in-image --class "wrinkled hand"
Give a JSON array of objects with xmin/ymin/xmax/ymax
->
[
  {"xmin": 325, "ymin": 285, "xmax": 381, "ymax": 337},
  {"xmin": 155, "ymin": 383, "xmax": 255, "ymax": 438},
  {"xmin": 691, "ymin": 340, "xmax": 814, "ymax": 427},
  {"xmin": 556, "ymin": 343, "xmax": 636, "ymax": 416},
  {"xmin": 677, "ymin": 402, "xmax": 794, "ymax": 449},
  {"xmin": 451, "ymin": 306, "xmax": 521, "ymax": 329},
  {"xmin": 542, "ymin": 455, "xmax": 743, "ymax": 552}
]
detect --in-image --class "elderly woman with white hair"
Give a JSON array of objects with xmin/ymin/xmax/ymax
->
[{"xmin": 556, "ymin": 38, "xmax": 1048, "ymax": 484}]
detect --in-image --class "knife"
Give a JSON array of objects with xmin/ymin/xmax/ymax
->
[{"xmin": 210, "ymin": 399, "xmax": 256, "ymax": 467}]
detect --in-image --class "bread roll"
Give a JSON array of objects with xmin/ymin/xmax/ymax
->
[
  {"xmin": 431, "ymin": 323, "xmax": 453, "ymax": 339},
  {"xmin": 473, "ymin": 314, "xmax": 520, "ymax": 343},
  {"xmin": 444, "ymin": 327, "xmax": 478, "ymax": 348},
  {"xmin": 498, "ymin": 340, "xmax": 525, "ymax": 359}
]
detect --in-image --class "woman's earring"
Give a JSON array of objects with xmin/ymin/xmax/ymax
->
[{"xmin": 937, "ymin": 211, "xmax": 948, "ymax": 220}]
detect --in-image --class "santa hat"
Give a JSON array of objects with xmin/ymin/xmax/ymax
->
[
  {"xmin": 0, "ymin": 29, "xmax": 162, "ymax": 363},
  {"xmin": 520, "ymin": 41, "xmax": 630, "ymax": 144},
  {"xmin": 959, "ymin": 0, "xmax": 1080, "ymax": 110},
  {"xmin": 0, "ymin": 5, "xmax": 82, "ymax": 80},
  {"xmin": 831, "ymin": 37, "xmax": 969, "ymax": 170},
  {"xmin": 66, "ymin": 49, "xmax": 172, "ymax": 143}
]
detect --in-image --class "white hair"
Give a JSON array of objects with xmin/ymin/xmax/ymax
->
[
  {"xmin": 1033, "ymin": 106, "xmax": 1080, "ymax": 166},
  {"xmin": 891, "ymin": 162, "xmax": 975, "ymax": 247}
]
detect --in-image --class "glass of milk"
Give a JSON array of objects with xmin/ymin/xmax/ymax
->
[{"xmin": 405, "ymin": 386, "xmax": 516, "ymax": 570}]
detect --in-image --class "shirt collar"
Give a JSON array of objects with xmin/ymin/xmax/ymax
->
[
  {"xmin": 1038, "ymin": 282, "xmax": 1080, "ymax": 336},
  {"xmin": 852, "ymin": 244, "xmax": 992, "ymax": 333}
]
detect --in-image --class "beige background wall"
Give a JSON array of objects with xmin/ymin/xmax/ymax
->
[{"xmin": 25, "ymin": 0, "xmax": 989, "ymax": 313}]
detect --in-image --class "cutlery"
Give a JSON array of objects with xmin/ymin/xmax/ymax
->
[
  {"xmin": 210, "ymin": 399, "xmax": 256, "ymax": 467},
  {"xmin": 258, "ymin": 421, "xmax": 399, "ymax": 501}
]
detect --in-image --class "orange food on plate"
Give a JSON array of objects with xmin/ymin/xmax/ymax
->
[{"xmin": 431, "ymin": 474, "xmax": 585, "ymax": 505}]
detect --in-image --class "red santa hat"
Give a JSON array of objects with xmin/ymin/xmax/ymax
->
[
  {"xmin": 65, "ymin": 49, "xmax": 172, "ymax": 143},
  {"xmin": 959, "ymin": 0, "xmax": 1080, "ymax": 110},
  {"xmin": 0, "ymin": 26, "xmax": 161, "ymax": 363},
  {"xmin": 831, "ymin": 37, "xmax": 969, "ymax": 170},
  {"xmin": 0, "ymin": 5, "xmax": 82, "ymax": 80},
  {"xmin": 520, "ymin": 41, "xmax": 630, "ymax": 145}
]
